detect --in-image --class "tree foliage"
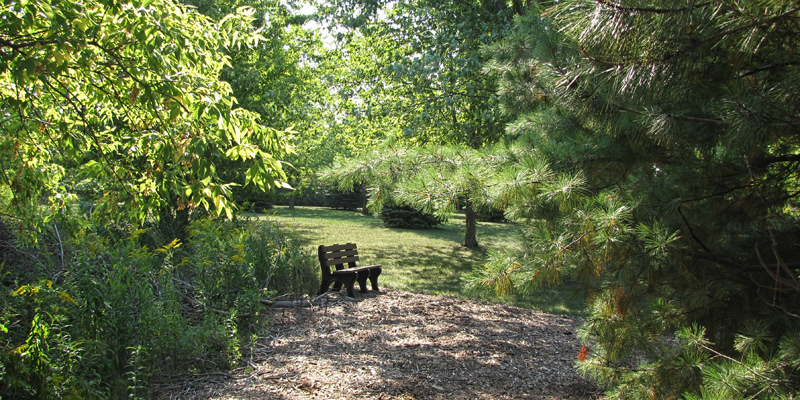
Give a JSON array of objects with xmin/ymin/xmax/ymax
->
[
  {"xmin": 315, "ymin": 0, "xmax": 524, "ymax": 148},
  {"xmin": 183, "ymin": 0, "xmax": 329, "ymax": 205},
  {"xmin": 0, "ymin": 0, "xmax": 292, "ymax": 226},
  {"xmin": 379, "ymin": 205, "xmax": 443, "ymax": 229},
  {"xmin": 481, "ymin": 0, "xmax": 800, "ymax": 397}
]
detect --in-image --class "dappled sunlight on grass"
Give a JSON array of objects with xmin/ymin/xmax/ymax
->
[{"xmin": 246, "ymin": 206, "xmax": 586, "ymax": 316}]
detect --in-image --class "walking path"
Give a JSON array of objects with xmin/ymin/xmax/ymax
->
[{"xmin": 157, "ymin": 290, "xmax": 601, "ymax": 399}]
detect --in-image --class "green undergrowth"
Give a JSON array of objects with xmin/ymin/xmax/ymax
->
[
  {"xmin": 0, "ymin": 216, "xmax": 317, "ymax": 399},
  {"xmin": 252, "ymin": 206, "xmax": 586, "ymax": 316}
]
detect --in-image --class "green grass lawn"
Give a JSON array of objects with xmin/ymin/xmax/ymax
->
[{"xmin": 248, "ymin": 206, "xmax": 586, "ymax": 316}]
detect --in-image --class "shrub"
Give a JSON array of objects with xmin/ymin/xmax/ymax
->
[
  {"xmin": 379, "ymin": 206, "xmax": 443, "ymax": 229},
  {"xmin": 476, "ymin": 207, "xmax": 507, "ymax": 223},
  {"xmin": 324, "ymin": 184, "xmax": 364, "ymax": 211}
]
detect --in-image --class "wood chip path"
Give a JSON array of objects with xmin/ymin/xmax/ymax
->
[{"xmin": 156, "ymin": 290, "xmax": 602, "ymax": 399}]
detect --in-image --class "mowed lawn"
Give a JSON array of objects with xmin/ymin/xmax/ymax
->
[{"xmin": 249, "ymin": 206, "xmax": 586, "ymax": 316}]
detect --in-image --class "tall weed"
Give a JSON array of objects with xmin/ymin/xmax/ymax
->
[{"xmin": 0, "ymin": 217, "xmax": 317, "ymax": 398}]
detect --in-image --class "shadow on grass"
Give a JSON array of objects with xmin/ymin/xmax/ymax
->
[{"xmin": 372, "ymin": 244, "xmax": 479, "ymax": 292}]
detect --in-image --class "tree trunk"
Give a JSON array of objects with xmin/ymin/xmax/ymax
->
[
  {"xmin": 288, "ymin": 196, "xmax": 295, "ymax": 210},
  {"xmin": 359, "ymin": 184, "xmax": 370, "ymax": 214},
  {"xmin": 463, "ymin": 201, "xmax": 479, "ymax": 248},
  {"xmin": 158, "ymin": 195, "xmax": 191, "ymax": 243},
  {"xmin": 512, "ymin": 0, "xmax": 525, "ymax": 15}
]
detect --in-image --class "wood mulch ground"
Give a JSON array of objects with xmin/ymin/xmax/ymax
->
[{"xmin": 155, "ymin": 289, "xmax": 603, "ymax": 399}]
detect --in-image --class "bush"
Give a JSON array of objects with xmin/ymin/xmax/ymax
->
[
  {"xmin": 379, "ymin": 206, "xmax": 443, "ymax": 229},
  {"xmin": 476, "ymin": 207, "xmax": 507, "ymax": 223},
  {"xmin": 324, "ymin": 184, "xmax": 364, "ymax": 211},
  {"xmin": 0, "ymin": 216, "xmax": 317, "ymax": 399}
]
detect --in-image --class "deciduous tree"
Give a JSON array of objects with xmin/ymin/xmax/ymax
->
[
  {"xmin": 183, "ymin": 0, "xmax": 329, "ymax": 206},
  {"xmin": 0, "ymin": 0, "xmax": 292, "ymax": 228}
]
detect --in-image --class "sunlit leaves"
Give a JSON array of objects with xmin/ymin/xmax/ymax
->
[{"xmin": 0, "ymin": 0, "xmax": 292, "ymax": 226}]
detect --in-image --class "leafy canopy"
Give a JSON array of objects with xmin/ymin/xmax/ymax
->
[
  {"xmin": 183, "ymin": 0, "xmax": 328, "ymax": 203},
  {"xmin": 0, "ymin": 0, "xmax": 292, "ymax": 224}
]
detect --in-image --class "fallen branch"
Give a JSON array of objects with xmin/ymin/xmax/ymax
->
[
  {"xmin": 211, "ymin": 308, "xmax": 254, "ymax": 319},
  {"xmin": 212, "ymin": 294, "xmax": 341, "ymax": 318},
  {"xmin": 261, "ymin": 293, "xmax": 342, "ymax": 308},
  {"xmin": 260, "ymin": 299, "xmax": 313, "ymax": 308}
]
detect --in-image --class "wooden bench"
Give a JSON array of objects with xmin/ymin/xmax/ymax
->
[{"xmin": 318, "ymin": 243, "xmax": 382, "ymax": 298}]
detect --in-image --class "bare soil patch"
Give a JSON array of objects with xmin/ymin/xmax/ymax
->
[{"xmin": 156, "ymin": 290, "xmax": 601, "ymax": 399}]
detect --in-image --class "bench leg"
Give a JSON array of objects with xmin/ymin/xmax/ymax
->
[
  {"xmin": 320, "ymin": 274, "xmax": 358, "ymax": 298},
  {"xmin": 320, "ymin": 278, "xmax": 342, "ymax": 295},
  {"xmin": 318, "ymin": 280, "xmax": 329, "ymax": 295},
  {"xmin": 356, "ymin": 270, "xmax": 370, "ymax": 293},
  {"xmin": 368, "ymin": 267, "xmax": 382, "ymax": 291},
  {"xmin": 342, "ymin": 279, "xmax": 357, "ymax": 298}
]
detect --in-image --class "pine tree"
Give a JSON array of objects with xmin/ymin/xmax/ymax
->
[
  {"xmin": 483, "ymin": 1, "xmax": 800, "ymax": 398},
  {"xmin": 320, "ymin": 144, "xmax": 506, "ymax": 248}
]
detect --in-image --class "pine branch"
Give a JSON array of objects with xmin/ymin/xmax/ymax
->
[
  {"xmin": 559, "ymin": 229, "xmax": 599, "ymax": 253},
  {"xmin": 735, "ymin": 62, "xmax": 800, "ymax": 79},
  {"xmin": 679, "ymin": 185, "xmax": 751, "ymax": 204},
  {"xmin": 684, "ymin": 249, "xmax": 800, "ymax": 272},
  {"xmin": 753, "ymin": 228, "xmax": 800, "ymax": 297},
  {"xmin": 699, "ymin": 6, "xmax": 800, "ymax": 48},
  {"xmin": 591, "ymin": 0, "xmax": 713, "ymax": 15},
  {"xmin": 677, "ymin": 207, "xmax": 712, "ymax": 253},
  {"xmin": 698, "ymin": 342, "xmax": 786, "ymax": 386},
  {"xmin": 756, "ymin": 154, "xmax": 800, "ymax": 167}
]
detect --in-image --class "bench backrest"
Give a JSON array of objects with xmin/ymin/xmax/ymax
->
[{"xmin": 318, "ymin": 243, "xmax": 360, "ymax": 272}]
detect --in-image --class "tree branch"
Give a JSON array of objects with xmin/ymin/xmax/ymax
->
[
  {"xmin": 699, "ymin": 6, "xmax": 800, "ymax": 47},
  {"xmin": 593, "ymin": 0, "xmax": 712, "ymax": 15},
  {"xmin": 677, "ymin": 207, "xmax": 712, "ymax": 253}
]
